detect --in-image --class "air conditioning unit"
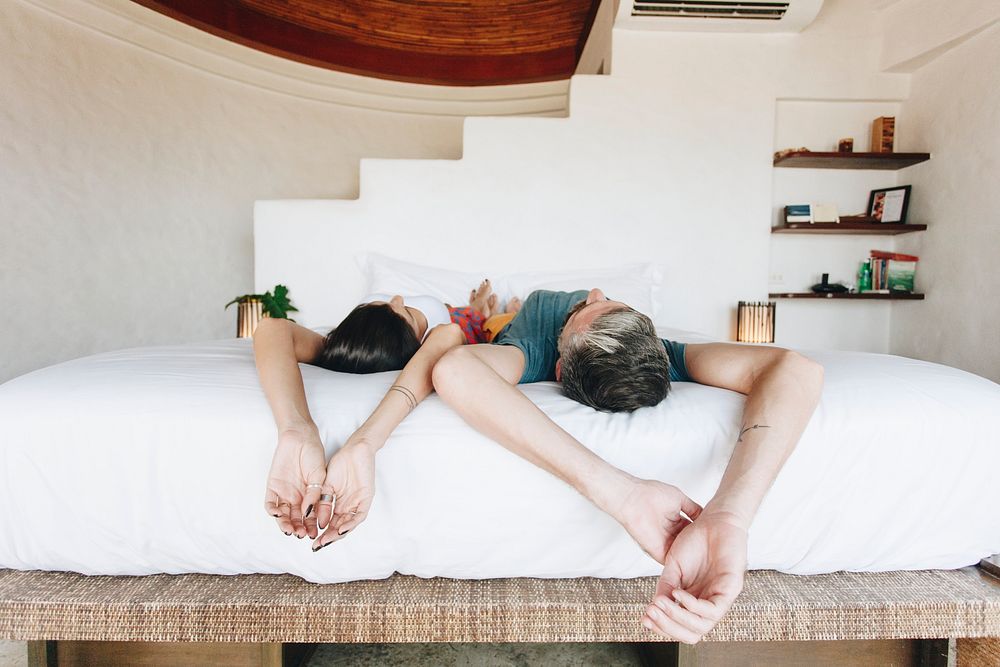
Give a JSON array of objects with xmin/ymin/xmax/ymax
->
[{"xmin": 617, "ymin": 0, "xmax": 824, "ymax": 33}]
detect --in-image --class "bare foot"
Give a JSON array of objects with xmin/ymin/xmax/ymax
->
[
  {"xmin": 469, "ymin": 279, "xmax": 495, "ymax": 318},
  {"xmin": 505, "ymin": 296, "xmax": 522, "ymax": 314}
]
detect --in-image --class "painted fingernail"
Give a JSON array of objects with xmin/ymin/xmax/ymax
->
[
  {"xmin": 649, "ymin": 607, "xmax": 662, "ymax": 619},
  {"xmin": 642, "ymin": 618, "xmax": 654, "ymax": 630},
  {"xmin": 296, "ymin": 534, "xmax": 304, "ymax": 539},
  {"xmin": 305, "ymin": 504, "xmax": 313, "ymax": 518},
  {"xmin": 672, "ymin": 590, "xmax": 684, "ymax": 600},
  {"xmin": 312, "ymin": 541, "xmax": 330, "ymax": 552},
  {"xmin": 339, "ymin": 529, "xmax": 350, "ymax": 535},
  {"xmin": 655, "ymin": 598, "xmax": 669, "ymax": 612},
  {"xmin": 272, "ymin": 513, "xmax": 281, "ymax": 518},
  {"xmin": 283, "ymin": 532, "xmax": 292, "ymax": 536}
]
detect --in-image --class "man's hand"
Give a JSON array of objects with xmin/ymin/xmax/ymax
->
[
  {"xmin": 311, "ymin": 435, "xmax": 378, "ymax": 552},
  {"xmin": 264, "ymin": 427, "xmax": 328, "ymax": 539},
  {"xmin": 610, "ymin": 478, "xmax": 703, "ymax": 564},
  {"xmin": 642, "ymin": 512, "xmax": 748, "ymax": 644}
]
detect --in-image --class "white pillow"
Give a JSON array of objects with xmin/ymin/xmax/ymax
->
[
  {"xmin": 360, "ymin": 254, "xmax": 661, "ymax": 318},
  {"xmin": 655, "ymin": 326, "xmax": 716, "ymax": 344},
  {"xmin": 358, "ymin": 253, "xmax": 512, "ymax": 307}
]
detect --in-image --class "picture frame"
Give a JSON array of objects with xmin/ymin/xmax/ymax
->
[{"xmin": 868, "ymin": 185, "xmax": 912, "ymax": 224}]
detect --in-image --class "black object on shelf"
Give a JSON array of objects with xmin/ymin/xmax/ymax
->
[{"xmin": 811, "ymin": 273, "xmax": 849, "ymax": 294}]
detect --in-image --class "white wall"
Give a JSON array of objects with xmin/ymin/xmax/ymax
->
[
  {"xmin": 0, "ymin": 0, "xmax": 465, "ymax": 382},
  {"xmin": 890, "ymin": 23, "xmax": 1000, "ymax": 382}
]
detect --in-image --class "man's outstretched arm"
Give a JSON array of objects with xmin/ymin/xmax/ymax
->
[
  {"xmin": 431, "ymin": 344, "xmax": 704, "ymax": 564},
  {"xmin": 642, "ymin": 343, "xmax": 824, "ymax": 643}
]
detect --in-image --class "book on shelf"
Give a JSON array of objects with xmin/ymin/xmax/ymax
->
[
  {"xmin": 785, "ymin": 204, "xmax": 812, "ymax": 223},
  {"xmin": 783, "ymin": 203, "xmax": 840, "ymax": 224},
  {"xmin": 812, "ymin": 203, "xmax": 840, "ymax": 223},
  {"xmin": 871, "ymin": 116, "xmax": 895, "ymax": 153},
  {"xmin": 866, "ymin": 250, "xmax": 918, "ymax": 293},
  {"xmin": 870, "ymin": 250, "xmax": 919, "ymax": 261},
  {"xmin": 887, "ymin": 260, "xmax": 916, "ymax": 292}
]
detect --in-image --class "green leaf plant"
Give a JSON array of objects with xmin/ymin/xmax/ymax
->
[{"xmin": 225, "ymin": 284, "xmax": 298, "ymax": 321}]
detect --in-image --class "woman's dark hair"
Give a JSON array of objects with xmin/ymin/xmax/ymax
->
[{"xmin": 314, "ymin": 303, "xmax": 421, "ymax": 374}]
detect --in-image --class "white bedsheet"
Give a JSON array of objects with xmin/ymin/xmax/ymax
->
[{"xmin": 1, "ymin": 335, "xmax": 998, "ymax": 582}]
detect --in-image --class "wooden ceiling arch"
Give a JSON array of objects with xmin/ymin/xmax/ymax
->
[{"xmin": 130, "ymin": 0, "xmax": 602, "ymax": 86}]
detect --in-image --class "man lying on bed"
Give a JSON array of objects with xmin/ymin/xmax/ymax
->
[{"xmin": 255, "ymin": 288, "xmax": 824, "ymax": 644}]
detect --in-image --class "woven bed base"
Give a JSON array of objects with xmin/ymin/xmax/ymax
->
[{"xmin": 1, "ymin": 567, "xmax": 998, "ymax": 643}]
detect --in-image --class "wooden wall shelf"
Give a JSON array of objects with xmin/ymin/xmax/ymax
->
[
  {"xmin": 773, "ymin": 152, "xmax": 931, "ymax": 170},
  {"xmin": 772, "ymin": 223, "xmax": 927, "ymax": 235},
  {"xmin": 769, "ymin": 292, "xmax": 925, "ymax": 300}
]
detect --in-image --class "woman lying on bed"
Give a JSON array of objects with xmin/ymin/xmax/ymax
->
[
  {"xmin": 254, "ymin": 281, "xmax": 518, "ymax": 544},
  {"xmin": 311, "ymin": 280, "xmax": 517, "ymax": 373}
]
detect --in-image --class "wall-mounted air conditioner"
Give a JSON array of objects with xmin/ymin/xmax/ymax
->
[{"xmin": 617, "ymin": 0, "xmax": 824, "ymax": 33}]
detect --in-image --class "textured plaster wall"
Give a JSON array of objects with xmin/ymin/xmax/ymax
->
[
  {"xmin": 0, "ymin": 1, "xmax": 463, "ymax": 383},
  {"xmin": 890, "ymin": 24, "xmax": 1000, "ymax": 383}
]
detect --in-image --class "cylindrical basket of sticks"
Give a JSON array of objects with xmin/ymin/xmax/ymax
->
[
  {"xmin": 237, "ymin": 298, "xmax": 267, "ymax": 338},
  {"xmin": 737, "ymin": 301, "xmax": 775, "ymax": 344}
]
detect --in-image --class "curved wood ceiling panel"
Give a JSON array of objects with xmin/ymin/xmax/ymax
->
[{"xmin": 130, "ymin": 0, "xmax": 601, "ymax": 86}]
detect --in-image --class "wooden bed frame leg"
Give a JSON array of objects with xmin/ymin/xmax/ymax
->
[
  {"xmin": 260, "ymin": 642, "xmax": 282, "ymax": 667},
  {"xmin": 24, "ymin": 640, "xmax": 316, "ymax": 667},
  {"xmin": 638, "ymin": 639, "xmax": 948, "ymax": 666},
  {"xmin": 26, "ymin": 640, "xmax": 57, "ymax": 667}
]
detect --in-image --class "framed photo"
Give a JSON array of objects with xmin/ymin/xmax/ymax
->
[{"xmin": 868, "ymin": 185, "xmax": 912, "ymax": 224}]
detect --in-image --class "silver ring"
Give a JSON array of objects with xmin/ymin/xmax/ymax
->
[
  {"xmin": 306, "ymin": 483, "xmax": 322, "ymax": 490},
  {"xmin": 319, "ymin": 494, "xmax": 335, "ymax": 502}
]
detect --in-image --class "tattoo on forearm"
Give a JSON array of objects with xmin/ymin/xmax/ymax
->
[
  {"xmin": 737, "ymin": 423, "xmax": 771, "ymax": 442},
  {"xmin": 389, "ymin": 385, "xmax": 417, "ymax": 411}
]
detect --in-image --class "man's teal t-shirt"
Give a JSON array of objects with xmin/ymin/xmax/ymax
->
[{"xmin": 492, "ymin": 289, "xmax": 691, "ymax": 385}]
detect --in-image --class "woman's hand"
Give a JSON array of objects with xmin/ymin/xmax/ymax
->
[
  {"xmin": 264, "ymin": 427, "xmax": 328, "ymax": 539},
  {"xmin": 609, "ymin": 477, "xmax": 703, "ymax": 564},
  {"xmin": 311, "ymin": 434, "xmax": 379, "ymax": 551}
]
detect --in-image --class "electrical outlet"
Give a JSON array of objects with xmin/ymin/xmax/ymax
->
[{"xmin": 769, "ymin": 273, "xmax": 785, "ymax": 285}]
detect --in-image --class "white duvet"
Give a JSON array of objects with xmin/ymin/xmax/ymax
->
[{"xmin": 1, "ymin": 335, "xmax": 998, "ymax": 582}]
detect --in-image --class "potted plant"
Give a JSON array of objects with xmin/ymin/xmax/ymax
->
[{"xmin": 226, "ymin": 284, "xmax": 298, "ymax": 338}]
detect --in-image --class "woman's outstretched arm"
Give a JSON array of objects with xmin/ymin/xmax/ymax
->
[
  {"xmin": 253, "ymin": 318, "xmax": 326, "ymax": 539},
  {"xmin": 312, "ymin": 322, "xmax": 465, "ymax": 551}
]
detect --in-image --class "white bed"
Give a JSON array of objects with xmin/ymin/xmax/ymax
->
[{"xmin": 1, "ymin": 327, "xmax": 998, "ymax": 583}]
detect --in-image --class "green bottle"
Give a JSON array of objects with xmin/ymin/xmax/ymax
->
[{"xmin": 858, "ymin": 261, "xmax": 872, "ymax": 292}]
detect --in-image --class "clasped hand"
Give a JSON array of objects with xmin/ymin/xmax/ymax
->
[
  {"xmin": 643, "ymin": 512, "xmax": 748, "ymax": 644},
  {"xmin": 612, "ymin": 479, "xmax": 747, "ymax": 644},
  {"xmin": 263, "ymin": 427, "xmax": 377, "ymax": 551}
]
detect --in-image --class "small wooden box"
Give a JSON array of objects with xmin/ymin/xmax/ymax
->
[{"xmin": 871, "ymin": 116, "xmax": 895, "ymax": 153}]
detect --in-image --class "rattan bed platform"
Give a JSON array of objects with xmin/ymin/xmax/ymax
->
[{"xmin": 2, "ymin": 565, "xmax": 998, "ymax": 644}]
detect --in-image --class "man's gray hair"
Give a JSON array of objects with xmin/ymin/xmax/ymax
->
[{"xmin": 558, "ymin": 307, "xmax": 671, "ymax": 412}]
